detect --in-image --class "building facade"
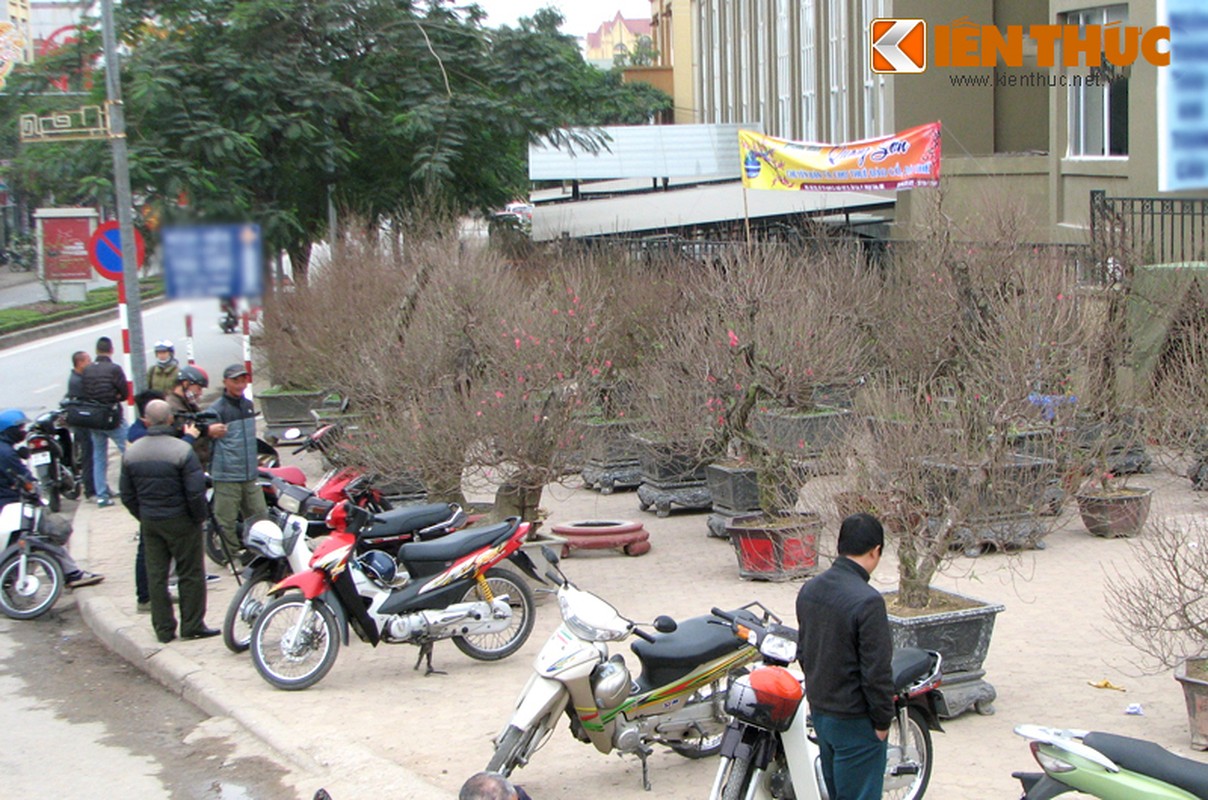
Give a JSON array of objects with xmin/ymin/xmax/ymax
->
[{"xmin": 585, "ymin": 11, "xmax": 654, "ymax": 68}]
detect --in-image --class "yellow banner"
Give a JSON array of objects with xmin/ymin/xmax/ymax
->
[{"xmin": 739, "ymin": 122, "xmax": 942, "ymax": 191}]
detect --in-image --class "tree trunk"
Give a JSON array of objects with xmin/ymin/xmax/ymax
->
[{"xmin": 489, "ymin": 480, "xmax": 544, "ymax": 524}]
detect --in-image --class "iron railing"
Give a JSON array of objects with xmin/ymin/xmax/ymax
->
[{"xmin": 1090, "ymin": 189, "xmax": 1208, "ymax": 270}]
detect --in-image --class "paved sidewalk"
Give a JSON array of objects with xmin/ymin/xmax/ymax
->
[{"xmin": 66, "ymin": 449, "xmax": 1208, "ymax": 799}]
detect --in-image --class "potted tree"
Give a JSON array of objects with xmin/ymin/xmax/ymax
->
[
  {"xmin": 1107, "ymin": 517, "xmax": 1208, "ymax": 749},
  {"xmin": 634, "ymin": 243, "xmax": 877, "ymax": 571},
  {"xmin": 846, "ymin": 204, "xmax": 1086, "ymax": 717}
]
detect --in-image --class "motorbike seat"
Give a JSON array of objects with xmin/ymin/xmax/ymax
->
[
  {"xmin": 397, "ymin": 519, "xmax": 517, "ymax": 576},
  {"xmin": 1082, "ymin": 732, "xmax": 1208, "ymax": 799},
  {"xmin": 261, "ymin": 466, "xmax": 307, "ymax": 486},
  {"xmin": 631, "ymin": 609, "xmax": 761, "ymax": 692},
  {"xmin": 891, "ymin": 647, "xmax": 933, "ymax": 692},
  {"xmin": 359, "ymin": 503, "xmax": 457, "ymax": 542}
]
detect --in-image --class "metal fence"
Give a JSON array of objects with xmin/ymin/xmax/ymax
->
[{"xmin": 1090, "ymin": 189, "xmax": 1208, "ymax": 270}]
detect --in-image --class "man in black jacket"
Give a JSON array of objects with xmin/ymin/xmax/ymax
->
[
  {"xmin": 65, "ymin": 350, "xmax": 95, "ymax": 498},
  {"xmin": 81, "ymin": 336, "xmax": 129, "ymax": 507},
  {"xmin": 119, "ymin": 399, "xmax": 217, "ymax": 643},
  {"xmin": 796, "ymin": 513, "xmax": 894, "ymax": 800}
]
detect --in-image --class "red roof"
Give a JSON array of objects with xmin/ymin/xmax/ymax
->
[{"xmin": 586, "ymin": 11, "xmax": 652, "ymax": 49}]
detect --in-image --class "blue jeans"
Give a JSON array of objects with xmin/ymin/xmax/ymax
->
[
  {"xmin": 812, "ymin": 713, "xmax": 888, "ymax": 800},
  {"xmin": 91, "ymin": 420, "xmax": 129, "ymax": 500}
]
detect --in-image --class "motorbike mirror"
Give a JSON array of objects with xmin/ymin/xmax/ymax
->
[
  {"xmin": 653, "ymin": 615, "xmax": 677, "ymax": 634},
  {"xmin": 540, "ymin": 545, "xmax": 560, "ymax": 565}
]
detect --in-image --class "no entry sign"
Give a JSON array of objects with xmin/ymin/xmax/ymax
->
[{"xmin": 88, "ymin": 220, "xmax": 146, "ymax": 281}]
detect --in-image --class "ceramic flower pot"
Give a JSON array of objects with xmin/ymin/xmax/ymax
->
[{"xmin": 1074, "ymin": 487, "xmax": 1152, "ymax": 538}]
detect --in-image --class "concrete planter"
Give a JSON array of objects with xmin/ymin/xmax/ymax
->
[
  {"xmin": 705, "ymin": 463, "xmax": 761, "ymax": 512},
  {"xmin": 1176, "ymin": 656, "xmax": 1208, "ymax": 750},
  {"xmin": 752, "ymin": 405, "xmax": 851, "ymax": 455},
  {"xmin": 886, "ymin": 589, "xmax": 1005, "ymax": 718}
]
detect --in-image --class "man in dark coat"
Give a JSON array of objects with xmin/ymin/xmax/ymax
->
[
  {"xmin": 65, "ymin": 350, "xmax": 95, "ymax": 498},
  {"xmin": 796, "ymin": 513, "xmax": 895, "ymax": 800},
  {"xmin": 81, "ymin": 336, "xmax": 129, "ymax": 507},
  {"xmin": 119, "ymin": 399, "xmax": 217, "ymax": 642}
]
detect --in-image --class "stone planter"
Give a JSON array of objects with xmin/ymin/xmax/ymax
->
[
  {"xmin": 920, "ymin": 454, "xmax": 1057, "ymax": 554},
  {"xmin": 1176, "ymin": 656, "xmax": 1208, "ymax": 750},
  {"xmin": 633, "ymin": 435, "xmax": 712, "ymax": 517},
  {"xmin": 752, "ymin": 405, "xmax": 851, "ymax": 456},
  {"xmin": 1073, "ymin": 410, "xmax": 1152, "ymax": 475},
  {"xmin": 259, "ymin": 388, "xmax": 333, "ymax": 442},
  {"xmin": 725, "ymin": 511, "xmax": 821, "ymax": 581},
  {"xmin": 705, "ymin": 463, "xmax": 761, "ymax": 512},
  {"xmin": 549, "ymin": 519, "xmax": 651, "ymax": 557},
  {"xmin": 579, "ymin": 419, "xmax": 643, "ymax": 495},
  {"xmin": 1074, "ymin": 487, "xmax": 1153, "ymax": 538},
  {"xmin": 832, "ymin": 490, "xmax": 923, "ymax": 536},
  {"xmin": 886, "ymin": 589, "xmax": 1005, "ymax": 718}
]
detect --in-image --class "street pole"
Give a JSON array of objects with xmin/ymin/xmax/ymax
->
[{"xmin": 100, "ymin": 0, "xmax": 147, "ymax": 396}]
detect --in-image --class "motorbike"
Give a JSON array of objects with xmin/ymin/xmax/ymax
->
[
  {"xmin": 0, "ymin": 485, "xmax": 74, "ymax": 619},
  {"xmin": 707, "ymin": 607, "xmax": 942, "ymax": 800},
  {"xmin": 1013, "ymin": 724, "xmax": 1208, "ymax": 799},
  {"xmin": 222, "ymin": 478, "xmax": 466, "ymax": 654},
  {"xmin": 249, "ymin": 501, "xmax": 541, "ymax": 690},
  {"xmin": 487, "ymin": 547, "xmax": 765, "ymax": 790},
  {"xmin": 219, "ymin": 298, "xmax": 239, "ymax": 334},
  {"xmin": 26, "ymin": 408, "xmax": 80, "ymax": 513}
]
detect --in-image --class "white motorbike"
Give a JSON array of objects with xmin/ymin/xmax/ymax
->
[
  {"xmin": 0, "ymin": 486, "xmax": 72, "ymax": 619},
  {"xmin": 707, "ymin": 608, "xmax": 942, "ymax": 800},
  {"xmin": 488, "ymin": 547, "xmax": 766, "ymax": 789}
]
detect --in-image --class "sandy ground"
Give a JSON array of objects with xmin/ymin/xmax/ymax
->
[{"xmin": 80, "ymin": 455, "xmax": 1208, "ymax": 799}]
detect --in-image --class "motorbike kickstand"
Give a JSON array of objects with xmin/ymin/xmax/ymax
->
[
  {"xmin": 637, "ymin": 744, "xmax": 653, "ymax": 791},
  {"xmin": 414, "ymin": 642, "xmax": 446, "ymax": 676}
]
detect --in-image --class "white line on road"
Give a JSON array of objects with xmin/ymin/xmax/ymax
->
[
  {"xmin": 0, "ymin": 302, "xmax": 174, "ymax": 360},
  {"xmin": 32, "ymin": 384, "xmax": 59, "ymax": 394}
]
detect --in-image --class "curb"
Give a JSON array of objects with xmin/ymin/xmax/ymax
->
[
  {"xmin": 70, "ymin": 501, "xmax": 455, "ymax": 799},
  {"xmin": 0, "ymin": 294, "xmax": 168, "ymax": 350}
]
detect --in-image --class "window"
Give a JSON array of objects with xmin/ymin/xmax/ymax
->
[{"xmin": 1067, "ymin": 5, "xmax": 1129, "ymax": 157}]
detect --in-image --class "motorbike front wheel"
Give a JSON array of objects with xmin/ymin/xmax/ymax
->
[
  {"xmin": 0, "ymin": 552, "xmax": 64, "ymax": 619},
  {"xmin": 883, "ymin": 706, "xmax": 933, "ymax": 800},
  {"xmin": 668, "ymin": 682, "xmax": 727, "ymax": 758},
  {"xmin": 714, "ymin": 753, "xmax": 754, "ymax": 800},
  {"xmin": 486, "ymin": 722, "xmax": 547, "ymax": 777},
  {"xmin": 250, "ymin": 594, "xmax": 339, "ymax": 690},
  {"xmin": 222, "ymin": 572, "xmax": 274, "ymax": 653},
  {"xmin": 452, "ymin": 567, "xmax": 535, "ymax": 661}
]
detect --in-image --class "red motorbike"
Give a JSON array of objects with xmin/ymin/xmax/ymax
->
[{"xmin": 249, "ymin": 501, "xmax": 541, "ymax": 690}]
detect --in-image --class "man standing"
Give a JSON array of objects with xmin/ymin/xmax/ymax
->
[
  {"xmin": 81, "ymin": 336, "xmax": 129, "ymax": 507},
  {"xmin": 65, "ymin": 350, "xmax": 95, "ymax": 499},
  {"xmin": 207, "ymin": 364, "xmax": 264, "ymax": 559},
  {"xmin": 119, "ymin": 399, "xmax": 217, "ymax": 642},
  {"xmin": 166, "ymin": 365, "xmax": 225, "ymax": 466},
  {"xmin": 145, "ymin": 340, "xmax": 179, "ymax": 394},
  {"xmin": 796, "ymin": 513, "xmax": 894, "ymax": 800}
]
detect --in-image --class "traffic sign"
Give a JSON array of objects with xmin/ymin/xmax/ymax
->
[{"xmin": 88, "ymin": 220, "xmax": 146, "ymax": 281}]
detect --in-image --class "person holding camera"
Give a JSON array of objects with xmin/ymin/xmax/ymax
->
[{"xmin": 167, "ymin": 366, "xmax": 225, "ymax": 466}]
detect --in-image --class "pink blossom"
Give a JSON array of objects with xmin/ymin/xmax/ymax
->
[
  {"xmin": 495, "ymin": 391, "xmax": 505, "ymax": 399},
  {"xmin": 728, "ymin": 330, "xmax": 739, "ymax": 347},
  {"xmin": 797, "ymin": 439, "xmax": 805, "ymax": 449},
  {"xmin": 514, "ymin": 338, "xmax": 522, "ymax": 349}
]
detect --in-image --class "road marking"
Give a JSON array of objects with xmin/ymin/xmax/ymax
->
[
  {"xmin": 0, "ymin": 302, "xmax": 175, "ymax": 360},
  {"xmin": 32, "ymin": 383, "xmax": 59, "ymax": 394}
]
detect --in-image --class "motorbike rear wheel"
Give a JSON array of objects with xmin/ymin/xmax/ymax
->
[
  {"xmin": 452, "ymin": 567, "xmax": 535, "ymax": 661},
  {"xmin": 222, "ymin": 572, "xmax": 274, "ymax": 653},
  {"xmin": 0, "ymin": 552, "xmax": 64, "ymax": 620},
  {"xmin": 883, "ymin": 705, "xmax": 933, "ymax": 800},
  {"xmin": 250, "ymin": 594, "xmax": 339, "ymax": 690},
  {"xmin": 668, "ymin": 682, "xmax": 727, "ymax": 758}
]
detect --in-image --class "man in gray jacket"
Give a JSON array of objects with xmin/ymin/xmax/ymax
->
[
  {"xmin": 119, "ymin": 400, "xmax": 216, "ymax": 643},
  {"xmin": 207, "ymin": 364, "xmax": 265, "ymax": 560}
]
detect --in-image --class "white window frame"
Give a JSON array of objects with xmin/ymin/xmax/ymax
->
[{"xmin": 1066, "ymin": 4, "xmax": 1129, "ymax": 159}]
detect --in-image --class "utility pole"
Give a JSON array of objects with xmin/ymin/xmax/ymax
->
[{"xmin": 100, "ymin": 0, "xmax": 147, "ymax": 394}]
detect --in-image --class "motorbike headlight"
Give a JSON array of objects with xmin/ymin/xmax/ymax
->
[
  {"xmin": 760, "ymin": 631, "xmax": 798, "ymax": 663},
  {"xmin": 559, "ymin": 587, "xmax": 629, "ymax": 642}
]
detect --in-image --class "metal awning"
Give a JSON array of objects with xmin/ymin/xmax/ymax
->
[{"xmin": 530, "ymin": 180, "xmax": 897, "ymax": 241}]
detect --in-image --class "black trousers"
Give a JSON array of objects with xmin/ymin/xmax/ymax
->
[{"xmin": 143, "ymin": 514, "xmax": 207, "ymax": 639}]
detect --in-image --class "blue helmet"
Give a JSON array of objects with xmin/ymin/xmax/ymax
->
[{"xmin": 0, "ymin": 408, "xmax": 29, "ymax": 431}]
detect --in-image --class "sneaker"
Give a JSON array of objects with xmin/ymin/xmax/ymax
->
[
  {"xmin": 205, "ymin": 573, "xmax": 221, "ymax": 584},
  {"xmin": 68, "ymin": 572, "xmax": 105, "ymax": 589},
  {"xmin": 136, "ymin": 601, "xmax": 151, "ymax": 614},
  {"xmin": 97, "ymin": 497, "xmax": 114, "ymax": 508}
]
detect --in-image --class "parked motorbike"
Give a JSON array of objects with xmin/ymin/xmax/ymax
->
[
  {"xmin": 487, "ymin": 547, "xmax": 765, "ymax": 789},
  {"xmin": 249, "ymin": 501, "xmax": 540, "ymax": 690},
  {"xmin": 222, "ymin": 483, "xmax": 466, "ymax": 654},
  {"xmin": 707, "ymin": 607, "xmax": 942, "ymax": 800},
  {"xmin": 26, "ymin": 408, "xmax": 80, "ymax": 513},
  {"xmin": 0, "ymin": 485, "xmax": 74, "ymax": 619},
  {"xmin": 1013, "ymin": 724, "xmax": 1208, "ymax": 799}
]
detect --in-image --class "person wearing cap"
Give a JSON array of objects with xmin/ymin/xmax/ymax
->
[
  {"xmin": 0, "ymin": 409, "xmax": 103, "ymax": 588},
  {"xmin": 206, "ymin": 364, "xmax": 264, "ymax": 559},
  {"xmin": 146, "ymin": 340, "xmax": 180, "ymax": 394},
  {"xmin": 81, "ymin": 336, "xmax": 130, "ymax": 507},
  {"xmin": 795, "ymin": 513, "xmax": 894, "ymax": 800}
]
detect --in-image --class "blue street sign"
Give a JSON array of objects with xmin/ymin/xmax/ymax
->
[{"xmin": 161, "ymin": 223, "xmax": 264, "ymax": 299}]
